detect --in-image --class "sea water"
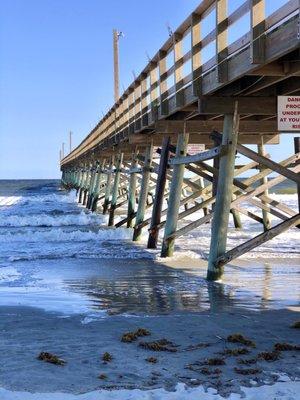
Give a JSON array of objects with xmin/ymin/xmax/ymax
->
[{"xmin": 0, "ymin": 179, "xmax": 299, "ymax": 317}]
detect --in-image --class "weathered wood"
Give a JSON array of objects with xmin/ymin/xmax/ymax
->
[
  {"xmin": 133, "ymin": 144, "xmax": 153, "ymax": 241},
  {"xmin": 236, "ymin": 143, "xmax": 300, "ymax": 184},
  {"xmin": 161, "ymin": 132, "xmax": 189, "ymax": 257},
  {"xmin": 198, "ymin": 97, "xmax": 277, "ymax": 115},
  {"xmin": 148, "ymin": 136, "xmax": 170, "ymax": 249},
  {"xmin": 207, "ymin": 103, "xmax": 239, "ymax": 281},
  {"xmin": 257, "ymin": 137, "xmax": 271, "ymax": 231},
  {"xmin": 169, "ymin": 146, "xmax": 221, "ymax": 165},
  {"xmin": 127, "ymin": 154, "xmax": 138, "ymax": 228},
  {"xmin": 295, "ymin": 137, "xmax": 300, "ymax": 212},
  {"xmin": 103, "ymin": 157, "xmax": 114, "ymax": 214},
  {"xmin": 108, "ymin": 153, "xmax": 124, "ymax": 226},
  {"xmin": 250, "ymin": 0, "xmax": 265, "ymax": 64},
  {"xmin": 216, "ymin": 0, "xmax": 228, "ymax": 83},
  {"xmin": 216, "ymin": 214, "xmax": 300, "ymax": 267}
]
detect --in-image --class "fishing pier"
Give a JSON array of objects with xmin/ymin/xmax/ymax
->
[{"xmin": 61, "ymin": 0, "xmax": 300, "ymax": 280}]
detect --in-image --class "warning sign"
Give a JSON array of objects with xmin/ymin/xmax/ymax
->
[{"xmin": 278, "ymin": 96, "xmax": 300, "ymax": 131}]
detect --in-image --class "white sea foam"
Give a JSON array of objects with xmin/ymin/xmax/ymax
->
[
  {"xmin": 0, "ymin": 378, "xmax": 299, "ymax": 399},
  {"xmin": 0, "ymin": 211, "xmax": 105, "ymax": 227},
  {"xmin": 0, "ymin": 227, "xmax": 133, "ymax": 243},
  {"xmin": 0, "ymin": 266, "xmax": 21, "ymax": 282},
  {"xmin": 0, "ymin": 196, "xmax": 22, "ymax": 207}
]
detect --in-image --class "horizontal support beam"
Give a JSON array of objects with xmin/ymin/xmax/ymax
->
[
  {"xmin": 155, "ymin": 119, "xmax": 279, "ymax": 134},
  {"xmin": 216, "ymin": 214, "xmax": 300, "ymax": 267},
  {"xmin": 129, "ymin": 133, "xmax": 279, "ymax": 146},
  {"xmin": 169, "ymin": 146, "xmax": 222, "ymax": 165},
  {"xmin": 198, "ymin": 97, "xmax": 277, "ymax": 115}
]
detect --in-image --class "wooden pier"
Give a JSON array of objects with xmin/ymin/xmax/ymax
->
[{"xmin": 61, "ymin": 0, "xmax": 300, "ymax": 280}]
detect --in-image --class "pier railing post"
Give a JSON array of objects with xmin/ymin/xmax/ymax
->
[
  {"xmin": 108, "ymin": 153, "xmax": 123, "ymax": 226},
  {"xmin": 133, "ymin": 143, "xmax": 153, "ymax": 241},
  {"xmin": 103, "ymin": 156, "xmax": 114, "ymax": 215},
  {"xmin": 147, "ymin": 136, "xmax": 170, "ymax": 248},
  {"xmin": 258, "ymin": 136, "xmax": 271, "ymax": 231},
  {"xmin": 207, "ymin": 103, "xmax": 239, "ymax": 280},
  {"xmin": 127, "ymin": 153, "xmax": 138, "ymax": 228},
  {"xmin": 161, "ymin": 132, "xmax": 189, "ymax": 257}
]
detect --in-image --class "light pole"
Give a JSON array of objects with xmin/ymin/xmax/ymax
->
[
  {"xmin": 113, "ymin": 29, "xmax": 124, "ymax": 103},
  {"xmin": 69, "ymin": 131, "xmax": 73, "ymax": 153}
]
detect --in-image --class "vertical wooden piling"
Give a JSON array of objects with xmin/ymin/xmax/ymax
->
[
  {"xmin": 108, "ymin": 153, "xmax": 123, "ymax": 226},
  {"xmin": 91, "ymin": 159, "xmax": 105, "ymax": 212},
  {"xmin": 133, "ymin": 144, "xmax": 153, "ymax": 241},
  {"xmin": 258, "ymin": 136, "xmax": 271, "ymax": 231},
  {"xmin": 127, "ymin": 153, "xmax": 138, "ymax": 228},
  {"xmin": 207, "ymin": 104, "xmax": 239, "ymax": 280},
  {"xmin": 295, "ymin": 137, "xmax": 300, "ymax": 212},
  {"xmin": 103, "ymin": 157, "xmax": 114, "ymax": 214},
  {"xmin": 147, "ymin": 136, "xmax": 170, "ymax": 248},
  {"xmin": 161, "ymin": 132, "xmax": 189, "ymax": 257}
]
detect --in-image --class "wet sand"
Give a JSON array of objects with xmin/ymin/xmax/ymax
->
[
  {"xmin": 0, "ymin": 305, "xmax": 299, "ymax": 397},
  {"xmin": 0, "ymin": 257, "xmax": 299, "ymax": 397}
]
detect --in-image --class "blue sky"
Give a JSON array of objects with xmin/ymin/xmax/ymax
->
[{"xmin": 0, "ymin": 0, "xmax": 296, "ymax": 179}]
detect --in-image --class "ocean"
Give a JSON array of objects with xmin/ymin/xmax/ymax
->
[{"xmin": 0, "ymin": 179, "xmax": 299, "ymax": 399}]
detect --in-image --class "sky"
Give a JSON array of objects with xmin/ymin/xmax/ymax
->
[{"xmin": 0, "ymin": 0, "xmax": 297, "ymax": 179}]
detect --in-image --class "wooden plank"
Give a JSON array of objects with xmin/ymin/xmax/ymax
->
[
  {"xmin": 216, "ymin": 214, "xmax": 300, "ymax": 267},
  {"xmin": 169, "ymin": 146, "xmax": 221, "ymax": 165},
  {"xmin": 216, "ymin": 0, "xmax": 228, "ymax": 83},
  {"xmin": 191, "ymin": 12, "xmax": 202, "ymax": 96},
  {"xmin": 250, "ymin": 0, "xmax": 265, "ymax": 64},
  {"xmin": 236, "ymin": 143, "xmax": 300, "ymax": 184},
  {"xmin": 198, "ymin": 97, "xmax": 277, "ymax": 115}
]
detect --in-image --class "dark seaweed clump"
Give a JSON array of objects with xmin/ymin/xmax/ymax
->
[
  {"xmin": 121, "ymin": 328, "xmax": 151, "ymax": 343},
  {"xmin": 139, "ymin": 339, "xmax": 178, "ymax": 352},
  {"xmin": 227, "ymin": 334, "xmax": 256, "ymax": 348},
  {"xmin": 37, "ymin": 352, "xmax": 66, "ymax": 366}
]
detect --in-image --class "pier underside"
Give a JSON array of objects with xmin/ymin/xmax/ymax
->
[{"xmin": 61, "ymin": 0, "xmax": 300, "ymax": 280}]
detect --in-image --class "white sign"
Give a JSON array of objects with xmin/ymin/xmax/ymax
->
[{"xmin": 278, "ymin": 96, "xmax": 300, "ymax": 131}]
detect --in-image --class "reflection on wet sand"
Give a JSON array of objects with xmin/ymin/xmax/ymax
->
[{"xmin": 62, "ymin": 257, "xmax": 300, "ymax": 316}]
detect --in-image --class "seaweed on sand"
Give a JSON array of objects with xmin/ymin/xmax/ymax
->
[
  {"xmin": 227, "ymin": 334, "xmax": 256, "ymax": 348},
  {"xmin": 274, "ymin": 342, "xmax": 300, "ymax": 351},
  {"xmin": 121, "ymin": 328, "xmax": 151, "ymax": 343},
  {"xmin": 221, "ymin": 348, "xmax": 250, "ymax": 356},
  {"xmin": 139, "ymin": 339, "xmax": 178, "ymax": 352},
  {"xmin": 258, "ymin": 350, "xmax": 281, "ymax": 361},
  {"xmin": 37, "ymin": 352, "xmax": 66, "ymax": 366},
  {"xmin": 102, "ymin": 352, "xmax": 113, "ymax": 362},
  {"xmin": 234, "ymin": 367, "xmax": 261, "ymax": 375}
]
